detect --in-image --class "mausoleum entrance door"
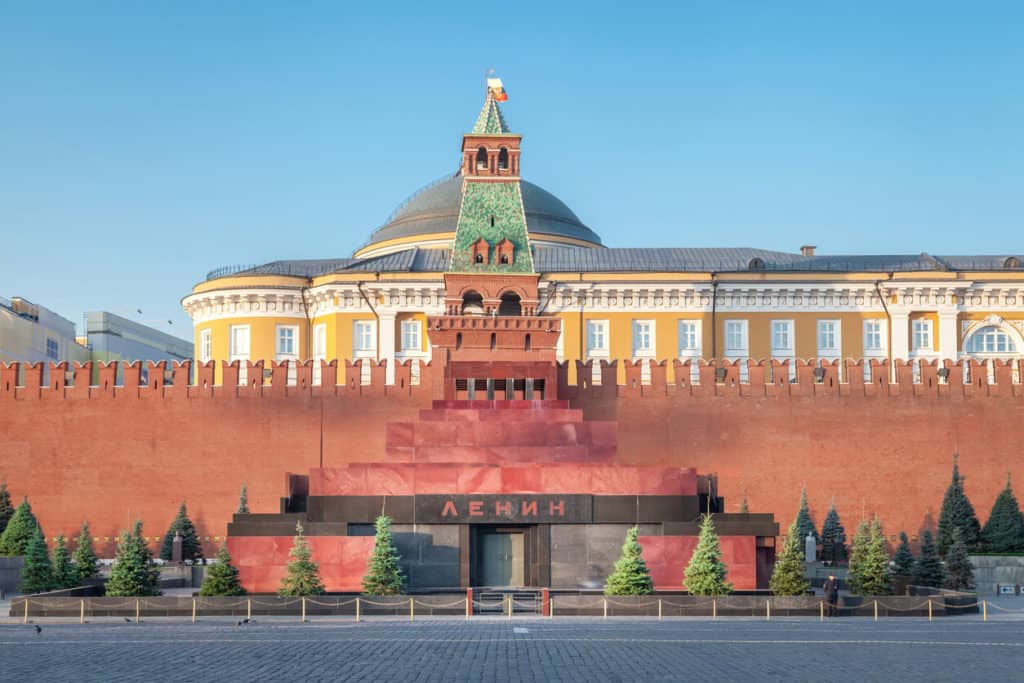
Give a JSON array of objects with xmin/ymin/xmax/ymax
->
[{"xmin": 476, "ymin": 529, "xmax": 525, "ymax": 587}]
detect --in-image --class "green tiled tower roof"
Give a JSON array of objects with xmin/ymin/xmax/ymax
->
[
  {"xmin": 472, "ymin": 91, "xmax": 512, "ymax": 135},
  {"xmin": 450, "ymin": 181, "xmax": 535, "ymax": 273}
]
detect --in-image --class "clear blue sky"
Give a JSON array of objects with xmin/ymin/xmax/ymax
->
[{"xmin": 1, "ymin": 2, "xmax": 1021, "ymax": 335}]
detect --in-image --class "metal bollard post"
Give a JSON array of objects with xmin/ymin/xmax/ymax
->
[
  {"xmin": 820, "ymin": 601, "xmax": 824, "ymax": 621},
  {"xmin": 766, "ymin": 599, "xmax": 771, "ymax": 621},
  {"xmin": 81, "ymin": 599, "xmax": 85, "ymax": 624},
  {"xmin": 928, "ymin": 599, "xmax": 933, "ymax": 621},
  {"xmin": 658, "ymin": 599, "xmax": 662, "ymax": 621},
  {"xmin": 983, "ymin": 600, "xmax": 987, "ymax": 622},
  {"xmin": 464, "ymin": 597, "xmax": 468, "ymax": 621},
  {"xmin": 136, "ymin": 598, "xmax": 140, "ymax": 623},
  {"xmin": 302, "ymin": 597, "xmax": 306, "ymax": 623},
  {"xmin": 247, "ymin": 598, "xmax": 252, "ymax": 621},
  {"xmin": 873, "ymin": 600, "xmax": 878, "ymax": 622},
  {"xmin": 603, "ymin": 598, "xmax": 608, "ymax": 620},
  {"xmin": 23, "ymin": 599, "xmax": 28, "ymax": 623},
  {"xmin": 356, "ymin": 597, "xmax": 361, "ymax": 622},
  {"xmin": 506, "ymin": 594, "xmax": 512, "ymax": 620},
  {"xmin": 713, "ymin": 598, "xmax": 717, "ymax": 620},
  {"xmin": 549, "ymin": 596, "xmax": 554, "ymax": 619},
  {"xmin": 410, "ymin": 597, "xmax": 414, "ymax": 622},
  {"xmin": 192, "ymin": 598, "xmax": 197, "ymax": 624}
]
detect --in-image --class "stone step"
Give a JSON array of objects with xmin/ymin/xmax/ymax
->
[
  {"xmin": 418, "ymin": 408, "xmax": 585, "ymax": 423},
  {"xmin": 431, "ymin": 399, "xmax": 570, "ymax": 410}
]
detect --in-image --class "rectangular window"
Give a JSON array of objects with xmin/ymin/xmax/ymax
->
[
  {"xmin": 229, "ymin": 325, "xmax": 250, "ymax": 386},
  {"xmin": 45, "ymin": 337, "xmax": 59, "ymax": 360},
  {"xmin": 912, "ymin": 319, "xmax": 933, "ymax": 351},
  {"xmin": 276, "ymin": 326, "xmax": 297, "ymax": 355},
  {"xmin": 312, "ymin": 324, "xmax": 327, "ymax": 386},
  {"xmin": 724, "ymin": 320, "xmax": 748, "ymax": 355},
  {"xmin": 199, "ymin": 329, "xmax": 212, "ymax": 362},
  {"xmin": 770, "ymin": 320, "xmax": 794, "ymax": 354},
  {"xmin": 353, "ymin": 321, "xmax": 376, "ymax": 352},
  {"xmin": 816, "ymin": 320, "xmax": 841, "ymax": 357},
  {"xmin": 632, "ymin": 320, "xmax": 655, "ymax": 356},
  {"xmin": 401, "ymin": 320, "xmax": 422, "ymax": 352},
  {"xmin": 586, "ymin": 320, "xmax": 609, "ymax": 354},
  {"xmin": 863, "ymin": 320, "xmax": 884, "ymax": 352},
  {"xmin": 678, "ymin": 320, "xmax": 701, "ymax": 383}
]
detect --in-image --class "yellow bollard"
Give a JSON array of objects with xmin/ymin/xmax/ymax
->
[
  {"xmin": 820, "ymin": 600, "xmax": 824, "ymax": 621},
  {"xmin": 873, "ymin": 600, "xmax": 878, "ymax": 622},
  {"xmin": 136, "ymin": 598, "xmax": 140, "ymax": 623},
  {"xmin": 302, "ymin": 596, "xmax": 306, "ymax": 623},
  {"xmin": 247, "ymin": 598, "xmax": 252, "ymax": 621},
  {"xmin": 463, "ymin": 597, "xmax": 468, "ymax": 621},
  {"xmin": 603, "ymin": 598, "xmax": 608, "ymax": 620},
  {"xmin": 81, "ymin": 599, "xmax": 85, "ymax": 624},
  {"xmin": 983, "ymin": 600, "xmax": 987, "ymax": 622},
  {"xmin": 356, "ymin": 597, "xmax": 361, "ymax": 622},
  {"xmin": 23, "ymin": 599, "xmax": 28, "ymax": 623},
  {"xmin": 658, "ymin": 599, "xmax": 662, "ymax": 621},
  {"xmin": 713, "ymin": 598, "xmax": 717, "ymax": 621},
  {"xmin": 410, "ymin": 597, "xmax": 414, "ymax": 622},
  {"xmin": 766, "ymin": 599, "xmax": 771, "ymax": 621},
  {"xmin": 192, "ymin": 598, "xmax": 197, "ymax": 624},
  {"xmin": 928, "ymin": 599, "xmax": 933, "ymax": 621},
  {"xmin": 506, "ymin": 594, "xmax": 512, "ymax": 620},
  {"xmin": 549, "ymin": 596, "xmax": 554, "ymax": 619}
]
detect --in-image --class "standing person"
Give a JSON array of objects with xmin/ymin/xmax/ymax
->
[{"xmin": 823, "ymin": 574, "xmax": 839, "ymax": 617}]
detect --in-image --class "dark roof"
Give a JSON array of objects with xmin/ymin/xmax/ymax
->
[
  {"xmin": 363, "ymin": 176, "xmax": 603, "ymax": 247},
  {"xmin": 205, "ymin": 248, "xmax": 1024, "ymax": 281}
]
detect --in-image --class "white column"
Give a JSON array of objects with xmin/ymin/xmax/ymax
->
[
  {"xmin": 379, "ymin": 313, "xmax": 396, "ymax": 385},
  {"xmin": 938, "ymin": 311, "xmax": 959, "ymax": 362},
  {"xmin": 890, "ymin": 311, "xmax": 910, "ymax": 361}
]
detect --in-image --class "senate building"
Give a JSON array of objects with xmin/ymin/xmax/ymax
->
[{"xmin": 182, "ymin": 85, "xmax": 1024, "ymax": 393}]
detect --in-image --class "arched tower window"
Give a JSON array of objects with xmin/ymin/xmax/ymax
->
[
  {"xmin": 498, "ymin": 292, "xmax": 522, "ymax": 316},
  {"xmin": 498, "ymin": 147, "xmax": 509, "ymax": 170},
  {"xmin": 461, "ymin": 291, "xmax": 484, "ymax": 316},
  {"xmin": 476, "ymin": 147, "xmax": 488, "ymax": 170}
]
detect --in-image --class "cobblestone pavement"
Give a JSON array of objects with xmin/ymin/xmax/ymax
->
[{"xmin": 1, "ymin": 616, "xmax": 1022, "ymax": 682}]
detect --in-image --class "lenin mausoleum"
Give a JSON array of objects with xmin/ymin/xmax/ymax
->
[{"xmin": 2, "ymin": 79, "xmax": 1023, "ymax": 593}]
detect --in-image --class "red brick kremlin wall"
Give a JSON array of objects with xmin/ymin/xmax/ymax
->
[{"xmin": 1, "ymin": 356, "xmax": 1022, "ymax": 555}]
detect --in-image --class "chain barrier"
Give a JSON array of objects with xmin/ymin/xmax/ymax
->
[
  {"xmin": 305, "ymin": 598, "xmax": 358, "ymax": 608},
  {"xmin": 986, "ymin": 602, "xmax": 1024, "ymax": 612},
  {"xmin": 413, "ymin": 599, "xmax": 468, "ymax": 609}
]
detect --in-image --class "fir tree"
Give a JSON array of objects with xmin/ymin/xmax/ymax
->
[
  {"xmin": 279, "ymin": 522, "xmax": 324, "ymax": 596},
  {"xmin": 72, "ymin": 520, "xmax": 99, "ymax": 581},
  {"xmin": 937, "ymin": 454, "xmax": 981, "ymax": 556},
  {"xmin": 980, "ymin": 474, "xmax": 1024, "ymax": 553},
  {"xmin": 362, "ymin": 516, "xmax": 405, "ymax": 595},
  {"xmin": 770, "ymin": 517, "xmax": 810, "ymax": 596},
  {"xmin": 846, "ymin": 518, "xmax": 871, "ymax": 594},
  {"xmin": 18, "ymin": 528, "xmax": 53, "ymax": 594},
  {"xmin": 911, "ymin": 530, "xmax": 945, "ymax": 588},
  {"xmin": 159, "ymin": 501, "xmax": 203, "ymax": 562},
  {"xmin": 892, "ymin": 532, "xmax": 914, "ymax": 576},
  {"xmin": 793, "ymin": 486, "xmax": 820, "ymax": 548},
  {"xmin": 604, "ymin": 526, "xmax": 654, "ymax": 595},
  {"xmin": 683, "ymin": 515, "xmax": 733, "ymax": 596},
  {"xmin": 50, "ymin": 534, "xmax": 79, "ymax": 589},
  {"xmin": 105, "ymin": 521, "xmax": 161, "ymax": 596},
  {"xmin": 237, "ymin": 481, "xmax": 249, "ymax": 514},
  {"xmin": 820, "ymin": 499, "xmax": 847, "ymax": 565},
  {"xmin": 943, "ymin": 528, "xmax": 976, "ymax": 591},
  {"xmin": 0, "ymin": 481, "xmax": 14, "ymax": 535},
  {"xmin": 0, "ymin": 498, "xmax": 41, "ymax": 556},
  {"xmin": 856, "ymin": 517, "xmax": 892, "ymax": 595},
  {"xmin": 199, "ymin": 544, "xmax": 246, "ymax": 596}
]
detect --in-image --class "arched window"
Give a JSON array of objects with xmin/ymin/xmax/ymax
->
[
  {"xmin": 748, "ymin": 257, "xmax": 765, "ymax": 271},
  {"xmin": 498, "ymin": 147, "xmax": 509, "ymax": 170},
  {"xmin": 461, "ymin": 291, "xmax": 484, "ymax": 316},
  {"xmin": 1005, "ymin": 256, "xmax": 1021, "ymax": 269},
  {"xmin": 476, "ymin": 147, "xmax": 488, "ymax": 170},
  {"xmin": 964, "ymin": 326, "xmax": 1017, "ymax": 354},
  {"xmin": 498, "ymin": 292, "xmax": 522, "ymax": 316}
]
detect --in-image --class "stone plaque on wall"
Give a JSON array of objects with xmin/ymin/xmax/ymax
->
[{"xmin": 415, "ymin": 495, "xmax": 592, "ymax": 524}]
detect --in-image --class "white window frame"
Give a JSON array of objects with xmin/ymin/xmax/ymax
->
[
  {"xmin": 400, "ymin": 320, "xmax": 422, "ymax": 353},
  {"xmin": 229, "ymin": 324, "xmax": 251, "ymax": 386},
  {"xmin": 45, "ymin": 337, "xmax": 59, "ymax": 361},
  {"xmin": 912, "ymin": 319, "xmax": 933, "ymax": 353},
  {"xmin": 632, "ymin": 320, "xmax": 655, "ymax": 357},
  {"xmin": 724, "ymin": 319, "xmax": 749, "ymax": 382},
  {"xmin": 816, "ymin": 320, "xmax": 841, "ymax": 359},
  {"xmin": 312, "ymin": 323, "xmax": 327, "ymax": 386},
  {"xmin": 770, "ymin": 319, "xmax": 795, "ymax": 381},
  {"xmin": 199, "ymin": 329, "xmax": 212, "ymax": 363},
  {"xmin": 862, "ymin": 319, "xmax": 887, "ymax": 381},
  {"xmin": 677, "ymin": 320, "xmax": 702, "ymax": 383},
  {"xmin": 353, "ymin": 320, "xmax": 377, "ymax": 385},
  {"xmin": 586, "ymin": 320, "xmax": 610, "ymax": 384},
  {"xmin": 275, "ymin": 324, "xmax": 299, "ymax": 386}
]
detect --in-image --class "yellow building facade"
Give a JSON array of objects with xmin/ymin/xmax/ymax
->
[{"xmin": 182, "ymin": 92, "xmax": 1024, "ymax": 386}]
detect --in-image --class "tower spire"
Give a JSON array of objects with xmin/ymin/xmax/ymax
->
[{"xmin": 472, "ymin": 76, "xmax": 511, "ymax": 135}]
